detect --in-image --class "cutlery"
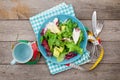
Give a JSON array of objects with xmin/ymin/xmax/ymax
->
[
  {"xmin": 91, "ymin": 11, "xmax": 104, "ymax": 58},
  {"xmin": 92, "ymin": 11, "xmax": 97, "ymax": 37}
]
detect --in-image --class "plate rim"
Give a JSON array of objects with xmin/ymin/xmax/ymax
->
[{"xmin": 37, "ymin": 14, "xmax": 88, "ymax": 64}]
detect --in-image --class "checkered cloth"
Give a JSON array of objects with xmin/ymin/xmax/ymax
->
[
  {"xmin": 29, "ymin": 3, "xmax": 90, "ymax": 74},
  {"xmin": 30, "ymin": 3, "xmax": 74, "ymax": 38}
]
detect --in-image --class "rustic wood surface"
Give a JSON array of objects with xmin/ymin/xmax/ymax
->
[
  {"xmin": 0, "ymin": 0, "xmax": 120, "ymax": 20},
  {"xmin": 0, "ymin": 0, "xmax": 120, "ymax": 80}
]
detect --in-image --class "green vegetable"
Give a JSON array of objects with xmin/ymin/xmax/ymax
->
[
  {"xmin": 44, "ymin": 30, "xmax": 57, "ymax": 51},
  {"xmin": 59, "ymin": 19, "xmax": 78, "ymax": 38},
  {"xmin": 41, "ymin": 18, "xmax": 84, "ymax": 62},
  {"xmin": 66, "ymin": 41, "xmax": 83, "ymax": 54},
  {"xmin": 57, "ymin": 52, "xmax": 66, "ymax": 62},
  {"xmin": 40, "ymin": 36, "xmax": 44, "ymax": 43},
  {"xmin": 54, "ymin": 39, "xmax": 62, "ymax": 47},
  {"xmin": 77, "ymin": 31, "xmax": 84, "ymax": 46}
]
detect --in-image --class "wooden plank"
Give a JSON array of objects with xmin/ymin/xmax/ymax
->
[
  {"xmin": 0, "ymin": 20, "xmax": 120, "ymax": 41},
  {"xmin": 0, "ymin": 64, "xmax": 119, "ymax": 80},
  {"xmin": 0, "ymin": 20, "xmax": 36, "ymax": 41},
  {"xmin": 0, "ymin": 41, "xmax": 120, "ymax": 64},
  {"xmin": 0, "ymin": 0, "xmax": 120, "ymax": 19}
]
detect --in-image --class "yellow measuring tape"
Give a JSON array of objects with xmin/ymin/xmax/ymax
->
[
  {"xmin": 88, "ymin": 31, "xmax": 104, "ymax": 70},
  {"xmin": 89, "ymin": 45, "xmax": 104, "ymax": 70}
]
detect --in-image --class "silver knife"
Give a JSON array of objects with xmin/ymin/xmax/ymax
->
[
  {"xmin": 92, "ymin": 11, "xmax": 97, "ymax": 37},
  {"xmin": 92, "ymin": 11, "xmax": 98, "ymax": 57}
]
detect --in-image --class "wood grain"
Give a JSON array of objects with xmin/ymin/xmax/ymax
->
[
  {"xmin": 0, "ymin": 20, "xmax": 36, "ymax": 41},
  {"xmin": 0, "ymin": 64, "xmax": 119, "ymax": 80},
  {"xmin": 0, "ymin": 0, "xmax": 120, "ymax": 19},
  {"xmin": 0, "ymin": 0, "xmax": 120, "ymax": 79},
  {"xmin": 0, "ymin": 41, "xmax": 120, "ymax": 64},
  {"xmin": 0, "ymin": 20, "xmax": 120, "ymax": 41}
]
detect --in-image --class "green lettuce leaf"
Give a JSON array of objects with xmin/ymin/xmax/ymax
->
[
  {"xmin": 59, "ymin": 19, "xmax": 78, "ymax": 38},
  {"xmin": 44, "ymin": 30, "xmax": 57, "ymax": 51},
  {"xmin": 66, "ymin": 41, "xmax": 83, "ymax": 54},
  {"xmin": 77, "ymin": 31, "xmax": 84, "ymax": 46},
  {"xmin": 57, "ymin": 52, "xmax": 66, "ymax": 62}
]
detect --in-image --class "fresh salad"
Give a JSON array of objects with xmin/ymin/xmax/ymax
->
[{"xmin": 40, "ymin": 18, "xmax": 84, "ymax": 62}]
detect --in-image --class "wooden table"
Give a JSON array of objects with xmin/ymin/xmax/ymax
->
[{"xmin": 0, "ymin": 0, "xmax": 120, "ymax": 80}]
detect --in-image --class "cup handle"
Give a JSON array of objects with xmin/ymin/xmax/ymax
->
[{"xmin": 10, "ymin": 59, "xmax": 16, "ymax": 65}]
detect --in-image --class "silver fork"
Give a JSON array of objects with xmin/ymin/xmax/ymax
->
[
  {"xmin": 96, "ymin": 20, "xmax": 104, "ymax": 37},
  {"xmin": 93, "ymin": 20, "xmax": 104, "ymax": 58}
]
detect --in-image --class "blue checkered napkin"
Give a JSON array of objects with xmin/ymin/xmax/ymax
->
[{"xmin": 29, "ymin": 3, "xmax": 90, "ymax": 75}]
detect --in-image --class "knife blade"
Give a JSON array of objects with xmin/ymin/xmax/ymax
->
[{"xmin": 92, "ymin": 11, "xmax": 97, "ymax": 37}]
